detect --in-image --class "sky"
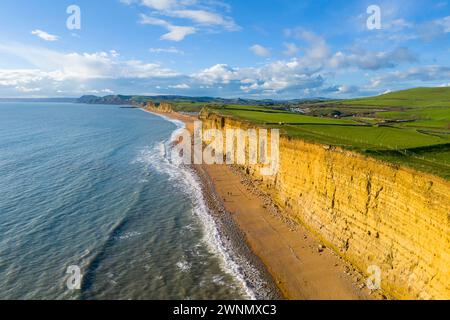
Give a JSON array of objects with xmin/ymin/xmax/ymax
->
[{"xmin": 0, "ymin": 0, "xmax": 450, "ymax": 99}]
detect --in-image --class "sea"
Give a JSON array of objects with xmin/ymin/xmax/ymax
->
[{"xmin": 0, "ymin": 102, "xmax": 252, "ymax": 300}]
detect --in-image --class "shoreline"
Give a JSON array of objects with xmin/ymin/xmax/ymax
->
[
  {"xmin": 142, "ymin": 108, "xmax": 280, "ymax": 299},
  {"xmin": 146, "ymin": 108, "xmax": 383, "ymax": 300},
  {"xmin": 193, "ymin": 163, "xmax": 283, "ymax": 300}
]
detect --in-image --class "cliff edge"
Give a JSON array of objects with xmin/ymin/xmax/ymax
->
[{"xmin": 201, "ymin": 113, "xmax": 450, "ymax": 300}]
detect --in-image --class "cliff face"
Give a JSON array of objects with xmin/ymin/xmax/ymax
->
[
  {"xmin": 145, "ymin": 102, "xmax": 174, "ymax": 113},
  {"xmin": 201, "ymin": 113, "xmax": 450, "ymax": 299}
]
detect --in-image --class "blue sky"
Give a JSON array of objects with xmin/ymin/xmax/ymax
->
[{"xmin": 0, "ymin": 0, "xmax": 450, "ymax": 99}]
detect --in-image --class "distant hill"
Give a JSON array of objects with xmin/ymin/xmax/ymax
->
[
  {"xmin": 337, "ymin": 87, "xmax": 450, "ymax": 108},
  {"xmin": 76, "ymin": 94, "xmax": 329, "ymax": 107},
  {"xmin": 77, "ymin": 87, "xmax": 450, "ymax": 109},
  {"xmin": 376, "ymin": 87, "xmax": 450, "ymax": 102},
  {"xmin": 77, "ymin": 94, "xmax": 219, "ymax": 105},
  {"xmin": 77, "ymin": 95, "xmax": 135, "ymax": 105}
]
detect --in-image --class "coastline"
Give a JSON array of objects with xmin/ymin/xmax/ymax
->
[
  {"xmin": 146, "ymin": 108, "xmax": 382, "ymax": 300},
  {"xmin": 193, "ymin": 163, "xmax": 283, "ymax": 299},
  {"xmin": 141, "ymin": 108, "xmax": 280, "ymax": 299}
]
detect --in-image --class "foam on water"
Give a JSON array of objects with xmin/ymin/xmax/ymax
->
[
  {"xmin": 135, "ymin": 111, "xmax": 258, "ymax": 300},
  {"xmin": 140, "ymin": 108, "xmax": 185, "ymax": 129},
  {"xmin": 0, "ymin": 103, "xmax": 257, "ymax": 299}
]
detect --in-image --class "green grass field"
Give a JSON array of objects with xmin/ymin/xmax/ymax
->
[
  {"xmin": 204, "ymin": 87, "xmax": 450, "ymax": 179},
  {"xmin": 336, "ymin": 87, "xmax": 450, "ymax": 109},
  {"xmin": 172, "ymin": 102, "xmax": 210, "ymax": 113}
]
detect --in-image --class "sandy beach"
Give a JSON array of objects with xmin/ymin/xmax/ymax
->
[{"xmin": 151, "ymin": 109, "xmax": 383, "ymax": 300}]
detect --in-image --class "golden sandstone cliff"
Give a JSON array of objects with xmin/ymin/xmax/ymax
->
[
  {"xmin": 145, "ymin": 101, "xmax": 174, "ymax": 113},
  {"xmin": 201, "ymin": 113, "xmax": 450, "ymax": 300}
]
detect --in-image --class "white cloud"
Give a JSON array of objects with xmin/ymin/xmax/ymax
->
[
  {"xmin": 31, "ymin": 29, "xmax": 59, "ymax": 41},
  {"xmin": 124, "ymin": 0, "xmax": 239, "ymax": 40},
  {"xmin": 410, "ymin": 15, "xmax": 450, "ymax": 41},
  {"xmin": 370, "ymin": 65, "xmax": 450, "ymax": 87},
  {"xmin": 329, "ymin": 47, "xmax": 417, "ymax": 70},
  {"xmin": 0, "ymin": 43, "xmax": 179, "ymax": 84},
  {"xmin": 193, "ymin": 64, "xmax": 238, "ymax": 84},
  {"xmin": 170, "ymin": 9, "xmax": 239, "ymax": 30},
  {"xmin": 191, "ymin": 29, "xmax": 421, "ymax": 97},
  {"xmin": 0, "ymin": 48, "xmax": 439, "ymax": 98},
  {"xmin": 283, "ymin": 43, "xmax": 300, "ymax": 56},
  {"xmin": 337, "ymin": 85, "xmax": 358, "ymax": 94},
  {"xmin": 141, "ymin": 0, "xmax": 176, "ymax": 10},
  {"xmin": 169, "ymin": 83, "xmax": 190, "ymax": 89},
  {"xmin": 436, "ymin": 16, "xmax": 450, "ymax": 33},
  {"xmin": 120, "ymin": 0, "xmax": 176, "ymax": 10},
  {"xmin": 284, "ymin": 29, "xmax": 416, "ymax": 71},
  {"xmin": 193, "ymin": 58, "xmax": 324, "ymax": 95},
  {"xmin": 0, "ymin": 69, "xmax": 47, "ymax": 86},
  {"xmin": 139, "ymin": 15, "xmax": 196, "ymax": 41},
  {"xmin": 121, "ymin": 59, "xmax": 179, "ymax": 78},
  {"xmin": 285, "ymin": 28, "xmax": 330, "ymax": 61},
  {"xmin": 250, "ymin": 44, "xmax": 270, "ymax": 57},
  {"xmin": 88, "ymin": 88, "xmax": 115, "ymax": 94},
  {"xmin": 162, "ymin": 26, "xmax": 196, "ymax": 41},
  {"xmin": 149, "ymin": 47, "xmax": 184, "ymax": 54},
  {"xmin": 5, "ymin": 18, "xmax": 450, "ymax": 99},
  {"xmin": 384, "ymin": 18, "xmax": 415, "ymax": 30},
  {"xmin": 15, "ymin": 86, "xmax": 41, "ymax": 93}
]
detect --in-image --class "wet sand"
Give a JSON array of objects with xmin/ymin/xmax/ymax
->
[{"xmin": 148, "ymin": 109, "xmax": 382, "ymax": 300}]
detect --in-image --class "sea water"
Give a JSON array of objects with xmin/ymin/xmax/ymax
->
[{"xmin": 0, "ymin": 102, "xmax": 250, "ymax": 300}]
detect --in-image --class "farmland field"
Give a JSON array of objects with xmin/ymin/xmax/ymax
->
[{"xmin": 204, "ymin": 87, "xmax": 450, "ymax": 179}]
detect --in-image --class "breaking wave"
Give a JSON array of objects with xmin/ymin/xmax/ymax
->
[{"xmin": 134, "ymin": 111, "xmax": 258, "ymax": 300}]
